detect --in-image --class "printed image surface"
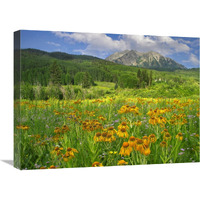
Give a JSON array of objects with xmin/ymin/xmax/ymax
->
[{"xmin": 14, "ymin": 31, "xmax": 199, "ymax": 169}]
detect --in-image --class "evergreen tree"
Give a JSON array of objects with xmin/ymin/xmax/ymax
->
[
  {"xmin": 82, "ymin": 72, "xmax": 92, "ymax": 88},
  {"xmin": 137, "ymin": 69, "xmax": 142, "ymax": 88},
  {"xmin": 49, "ymin": 61, "xmax": 62, "ymax": 85},
  {"xmin": 137, "ymin": 69, "xmax": 141, "ymax": 79},
  {"xmin": 65, "ymin": 73, "xmax": 72, "ymax": 85},
  {"xmin": 149, "ymin": 71, "xmax": 153, "ymax": 86},
  {"xmin": 74, "ymin": 72, "xmax": 85, "ymax": 85}
]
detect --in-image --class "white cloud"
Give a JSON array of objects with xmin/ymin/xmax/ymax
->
[
  {"xmin": 189, "ymin": 53, "xmax": 199, "ymax": 66},
  {"xmin": 53, "ymin": 31, "xmax": 191, "ymax": 58},
  {"xmin": 47, "ymin": 41, "xmax": 61, "ymax": 47},
  {"xmin": 183, "ymin": 53, "xmax": 199, "ymax": 66}
]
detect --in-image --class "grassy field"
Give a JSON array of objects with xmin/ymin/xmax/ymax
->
[{"xmin": 14, "ymin": 94, "xmax": 199, "ymax": 169}]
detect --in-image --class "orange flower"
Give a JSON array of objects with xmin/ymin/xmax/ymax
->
[
  {"xmin": 98, "ymin": 115, "xmax": 106, "ymax": 121},
  {"xmin": 92, "ymin": 161, "xmax": 103, "ymax": 167},
  {"xmin": 128, "ymin": 136, "xmax": 137, "ymax": 148},
  {"xmin": 61, "ymin": 125, "xmax": 70, "ymax": 133},
  {"xmin": 51, "ymin": 146, "xmax": 63, "ymax": 156},
  {"xmin": 118, "ymin": 122, "xmax": 129, "ymax": 130},
  {"xmin": 101, "ymin": 132, "xmax": 108, "ymax": 141},
  {"xmin": 142, "ymin": 136, "xmax": 149, "ymax": 145},
  {"xmin": 135, "ymin": 139, "xmax": 144, "ymax": 153},
  {"xmin": 119, "ymin": 142, "xmax": 132, "ymax": 156},
  {"xmin": 117, "ymin": 128, "xmax": 129, "ymax": 138},
  {"xmin": 94, "ymin": 132, "xmax": 102, "ymax": 142},
  {"xmin": 163, "ymin": 132, "xmax": 172, "ymax": 141},
  {"xmin": 149, "ymin": 117, "xmax": 157, "ymax": 125},
  {"xmin": 16, "ymin": 125, "xmax": 30, "ymax": 130},
  {"xmin": 142, "ymin": 144, "xmax": 151, "ymax": 156},
  {"xmin": 65, "ymin": 147, "xmax": 79, "ymax": 159},
  {"xmin": 107, "ymin": 127, "xmax": 117, "ymax": 135},
  {"xmin": 160, "ymin": 141, "xmax": 167, "ymax": 148},
  {"xmin": 54, "ymin": 127, "xmax": 61, "ymax": 134},
  {"xmin": 49, "ymin": 165, "xmax": 56, "ymax": 169},
  {"xmin": 148, "ymin": 134, "xmax": 157, "ymax": 143},
  {"xmin": 118, "ymin": 105, "xmax": 139, "ymax": 115},
  {"xmin": 118, "ymin": 160, "xmax": 128, "ymax": 165},
  {"xmin": 105, "ymin": 133, "xmax": 116, "ymax": 143},
  {"xmin": 62, "ymin": 152, "xmax": 70, "ymax": 162}
]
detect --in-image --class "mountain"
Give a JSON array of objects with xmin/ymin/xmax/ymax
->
[
  {"xmin": 21, "ymin": 48, "xmax": 101, "ymax": 61},
  {"xmin": 106, "ymin": 50, "xmax": 186, "ymax": 71}
]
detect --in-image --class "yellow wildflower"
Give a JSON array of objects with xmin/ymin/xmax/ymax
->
[
  {"xmin": 176, "ymin": 132, "xmax": 183, "ymax": 141},
  {"xmin": 148, "ymin": 134, "xmax": 157, "ymax": 143},
  {"xmin": 119, "ymin": 142, "xmax": 132, "ymax": 156},
  {"xmin": 163, "ymin": 132, "xmax": 172, "ymax": 141},
  {"xmin": 117, "ymin": 128, "xmax": 129, "ymax": 138},
  {"xmin": 118, "ymin": 160, "xmax": 128, "ymax": 165},
  {"xmin": 92, "ymin": 161, "xmax": 103, "ymax": 167},
  {"xmin": 160, "ymin": 141, "xmax": 167, "ymax": 148}
]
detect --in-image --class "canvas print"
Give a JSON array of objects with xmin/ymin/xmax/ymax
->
[{"xmin": 14, "ymin": 30, "xmax": 199, "ymax": 170}]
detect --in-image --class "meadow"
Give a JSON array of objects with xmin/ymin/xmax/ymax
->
[
  {"xmin": 14, "ymin": 91, "xmax": 199, "ymax": 169},
  {"xmin": 14, "ymin": 49, "xmax": 199, "ymax": 169}
]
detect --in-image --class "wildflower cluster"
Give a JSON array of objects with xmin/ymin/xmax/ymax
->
[
  {"xmin": 118, "ymin": 105, "xmax": 140, "ymax": 115},
  {"xmin": 51, "ymin": 146, "xmax": 79, "ymax": 162},
  {"xmin": 74, "ymin": 99, "xmax": 82, "ymax": 104},
  {"xmin": 147, "ymin": 107, "xmax": 171, "ymax": 116},
  {"xmin": 149, "ymin": 116, "xmax": 167, "ymax": 126},
  {"xmin": 119, "ymin": 134, "xmax": 157, "ymax": 157},
  {"xmin": 94, "ymin": 127, "xmax": 117, "ymax": 143},
  {"xmin": 84, "ymin": 110, "xmax": 95, "ymax": 117},
  {"xmin": 16, "ymin": 125, "xmax": 30, "ymax": 130},
  {"xmin": 169, "ymin": 113, "xmax": 187, "ymax": 125},
  {"xmin": 117, "ymin": 122, "xmax": 129, "ymax": 138},
  {"xmin": 92, "ymin": 99, "xmax": 104, "ymax": 103},
  {"xmin": 82, "ymin": 119, "xmax": 103, "ymax": 131},
  {"xmin": 15, "ymin": 97, "xmax": 199, "ymax": 169},
  {"xmin": 54, "ymin": 125, "xmax": 70, "ymax": 134}
]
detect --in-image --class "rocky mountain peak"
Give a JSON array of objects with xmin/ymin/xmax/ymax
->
[{"xmin": 105, "ymin": 50, "xmax": 186, "ymax": 71}]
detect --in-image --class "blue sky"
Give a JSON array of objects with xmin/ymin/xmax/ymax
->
[{"xmin": 21, "ymin": 30, "xmax": 199, "ymax": 68}]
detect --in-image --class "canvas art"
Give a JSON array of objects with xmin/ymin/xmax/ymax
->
[{"xmin": 14, "ymin": 30, "xmax": 199, "ymax": 170}]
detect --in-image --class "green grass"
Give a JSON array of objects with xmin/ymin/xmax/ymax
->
[{"xmin": 14, "ymin": 96, "xmax": 199, "ymax": 170}]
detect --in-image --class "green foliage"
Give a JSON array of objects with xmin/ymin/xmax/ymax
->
[
  {"xmin": 74, "ymin": 72, "xmax": 85, "ymax": 85},
  {"xmin": 46, "ymin": 84, "xmax": 63, "ymax": 100},
  {"xmin": 14, "ymin": 96, "xmax": 199, "ymax": 169},
  {"xmin": 19, "ymin": 48, "xmax": 199, "ymax": 100},
  {"xmin": 21, "ymin": 83, "xmax": 34, "ymax": 100},
  {"xmin": 137, "ymin": 69, "xmax": 152, "ymax": 88},
  {"xmin": 82, "ymin": 72, "xmax": 93, "ymax": 88},
  {"xmin": 49, "ymin": 62, "xmax": 62, "ymax": 85},
  {"xmin": 118, "ymin": 74, "xmax": 138, "ymax": 88},
  {"xmin": 74, "ymin": 72, "xmax": 93, "ymax": 88},
  {"xmin": 65, "ymin": 73, "xmax": 72, "ymax": 85}
]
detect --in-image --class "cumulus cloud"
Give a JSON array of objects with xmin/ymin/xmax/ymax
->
[
  {"xmin": 53, "ymin": 31, "xmax": 191, "ymax": 58},
  {"xmin": 47, "ymin": 41, "xmax": 61, "ymax": 47},
  {"xmin": 190, "ymin": 54, "xmax": 199, "ymax": 65},
  {"xmin": 53, "ymin": 31, "xmax": 127, "ymax": 56},
  {"xmin": 183, "ymin": 53, "xmax": 199, "ymax": 66}
]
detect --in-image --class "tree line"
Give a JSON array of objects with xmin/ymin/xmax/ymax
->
[
  {"xmin": 19, "ymin": 61, "xmax": 154, "ymax": 100},
  {"xmin": 22, "ymin": 61, "xmax": 153, "ymax": 87}
]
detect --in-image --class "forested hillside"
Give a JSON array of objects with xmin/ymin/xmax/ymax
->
[{"xmin": 15, "ymin": 48, "xmax": 199, "ymax": 100}]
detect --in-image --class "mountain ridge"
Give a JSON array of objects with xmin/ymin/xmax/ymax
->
[
  {"xmin": 106, "ymin": 50, "xmax": 186, "ymax": 71},
  {"xmin": 21, "ymin": 48, "xmax": 101, "ymax": 61}
]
